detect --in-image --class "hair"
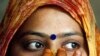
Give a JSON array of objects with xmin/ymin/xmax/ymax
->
[{"xmin": 0, "ymin": 0, "xmax": 99, "ymax": 56}]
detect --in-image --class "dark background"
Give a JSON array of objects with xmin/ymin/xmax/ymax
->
[{"xmin": 0, "ymin": 0, "xmax": 100, "ymax": 28}]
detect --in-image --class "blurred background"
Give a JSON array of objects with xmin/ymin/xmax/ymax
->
[{"xmin": 0, "ymin": 0, "xmax": 100, "ymax": 28}]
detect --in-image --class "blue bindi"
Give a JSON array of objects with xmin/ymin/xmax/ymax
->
[{"xmin": 50, "ymin": 34, "xmax": 56, "ymax": 40}]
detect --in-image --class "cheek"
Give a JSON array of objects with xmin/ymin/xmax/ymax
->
[
  {"xmin": 81, "ymin": 48, "xmax": 88, "ymax": 56},
  {"xmin": 66, "ymin": 48, "xmax": 87, "ymax": 56},
  {"xmin": 10, "ymin": 43, "xmax": 44, "ymax": 56},
  {"xmin": 9, "ymin": 43, "xmax": 88, "ymax": 56}
]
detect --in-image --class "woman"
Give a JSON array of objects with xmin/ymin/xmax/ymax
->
[{"xmin": 0, "ymin": 0, "xmax": 99, "ymax": 56}]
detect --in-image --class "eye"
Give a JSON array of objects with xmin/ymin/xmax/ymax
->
[
  {"xmin": 64, "ymin": 42, "xmax": 80, "ymax": 50},
  {"xmin": 23, "ymin": 41, "xmax": 44, "ymax": 51}
]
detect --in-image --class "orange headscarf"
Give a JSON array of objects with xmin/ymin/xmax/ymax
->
[{"xmin": 0, "ymin": 0, "xmax": 99, "ymax": 56}]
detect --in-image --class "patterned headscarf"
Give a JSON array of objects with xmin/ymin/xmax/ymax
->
[{"xmin": 0, "ymin": 0, "xmax": 99, "ymax": 56}]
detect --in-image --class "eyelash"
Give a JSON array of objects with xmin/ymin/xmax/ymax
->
[
  {"xmin": 62, "ymin": 40, "xmax": 81, "ymax": 51},
  {"xmin": 21, "ymin": 40, "xmax": 45, "ymax": 51},
  {"xmin": 21, "ymin": 39, "xmax": 81, "ymax": 52}
]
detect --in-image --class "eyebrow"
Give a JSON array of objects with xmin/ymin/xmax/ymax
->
[
  {"xmin": 19, "ymin": 31, "xmax": 83, "ymax": 38},
  {"xmin": 20, "ymin": 31, "xmax": 48, "ymax": 37},
  {"xmin": 62, "ymin": 32, "xmax": 83, "ymax": 37}
]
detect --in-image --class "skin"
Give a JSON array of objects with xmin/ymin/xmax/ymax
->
[{"xmin": 7, "ymin": 6, "xmax": 88, "ymax": 56}]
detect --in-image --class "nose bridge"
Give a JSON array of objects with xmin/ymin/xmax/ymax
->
[
  {"xmin": 43, "ymin": 39, "xmax": 67, "ymax": 56},
  {"xmin": 50, "ymin": 40, "xmax": 59, "ymax": 55}
]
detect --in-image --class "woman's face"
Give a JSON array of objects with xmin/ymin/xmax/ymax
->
[{"xmin": 8, "ymin": 7, "xmax": 88, "ymax": 56}]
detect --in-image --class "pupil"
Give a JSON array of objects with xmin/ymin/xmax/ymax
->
[
  {"xmin": 72, "ymin": 43, "xmax": 77, "ymax": 48},
  {"xmin": 36, "ymin": 42, "xmax": 42, "ymax": 48}
]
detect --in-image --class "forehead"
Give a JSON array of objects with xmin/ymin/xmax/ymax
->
[{"xmin": 20, "ymin": 6, "xmax": 82, "ymax": 35}]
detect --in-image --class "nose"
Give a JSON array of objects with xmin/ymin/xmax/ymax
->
[
  {"xmin": 42, "ymin": 48, "xmax": 81, "ymax": 56},
  {"xmin": 42, "ymin": 48, "xmax": 67, "ymax": 56}
]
